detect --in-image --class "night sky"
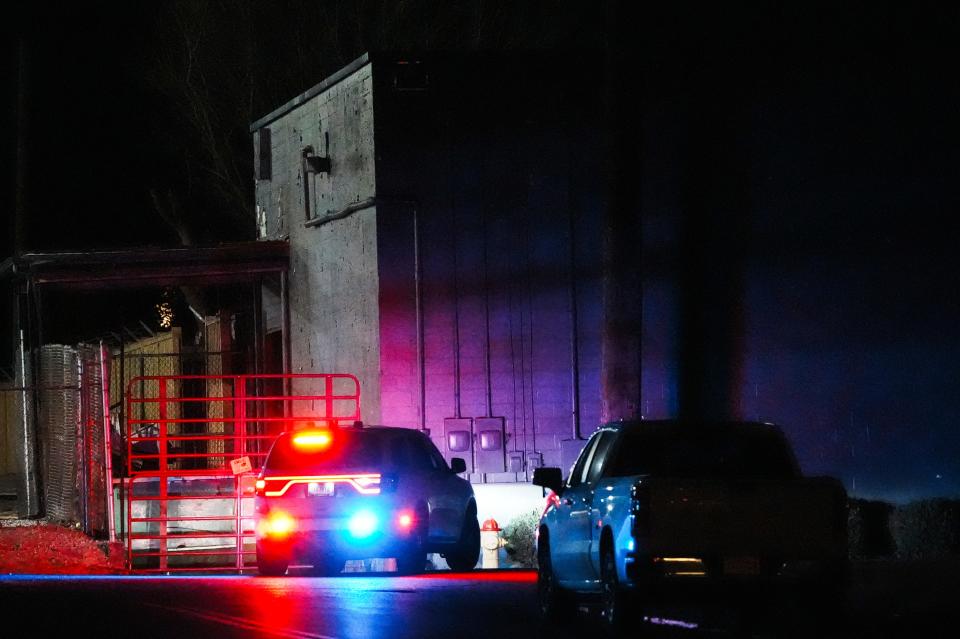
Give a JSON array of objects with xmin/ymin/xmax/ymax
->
[{"xmin": 2, "ymin": 3, "xmax": 958, "ymax": 501}]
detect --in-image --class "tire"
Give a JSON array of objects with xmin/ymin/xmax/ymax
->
[
  {"xmin": 537, "ymin": 529, "xmax": 572, "ymax": 623},
  {"xmin": 444, "ymin": 505, "xmax": 480, "ymax": 572},
  {"xmin": 396, "ymin": 505, "xmax": 428, "ymax": 575},
  {"xmin": 256, "ymin": 543, "xmax": 289, "ymax": 577},
  {"xmin": 806, "ymin": 561, "xmax": 850, "ymax": 635},
  {"xmin": 600, "ymin": 542, "xmax": 630, "ymax": 637}
]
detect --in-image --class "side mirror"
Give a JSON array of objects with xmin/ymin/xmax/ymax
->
[
  {"xmin": 532, "ymin": 467, "xmax": 564, "ymax": 494},
  {"xmin": 450, "ymin": 457, "xmax": 467, "ymax": 474}
]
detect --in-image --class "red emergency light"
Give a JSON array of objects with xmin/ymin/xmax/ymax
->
[{"xmin": 292, "ymin": 430, "xmax": 333, "ymax": 451}]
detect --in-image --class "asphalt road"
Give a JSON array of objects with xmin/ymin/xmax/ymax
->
[
  {"xmin": 1, "ymin": 564, "xmax": 958, "ymax": 639},
  {"xmin": 1, "ymin": 570, "xmax": 545, "ymax": 639}
]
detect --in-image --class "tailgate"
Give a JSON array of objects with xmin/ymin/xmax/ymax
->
[{"xmin": 643, "ymin": 477, "xmax": 845, "ymax": 559}]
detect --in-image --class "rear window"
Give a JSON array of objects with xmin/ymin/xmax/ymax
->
[
  {"xmin": 264, "ymin": 430, "xmax": 385, "ymax": 473},
  {"xmin": 263, "ymin": 429, "xmax": 439, "ymax": 473},
  {"xmin": 606, "ymin": 426, "xmax": 799, "ymax": 480}
]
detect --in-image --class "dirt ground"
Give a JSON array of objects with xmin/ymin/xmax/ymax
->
[{"xmin": 0, "ymin": 521, "xmax": 126, "ymax": 574}]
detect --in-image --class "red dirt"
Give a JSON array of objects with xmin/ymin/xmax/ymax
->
[{"xmin": 0, "ymin": 523, "xmax": 127, "ymax": 574}]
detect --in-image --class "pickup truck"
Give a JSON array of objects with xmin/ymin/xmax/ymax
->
[{"xmin": 532, "ymin": 420, "xmax": 848, "ymax": 631}]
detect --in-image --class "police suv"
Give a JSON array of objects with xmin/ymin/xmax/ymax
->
[{"xmin": 255, "ymin": 424, "xmax": 480, "ymax": 576}]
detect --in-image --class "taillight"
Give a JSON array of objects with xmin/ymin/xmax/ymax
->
[
  {"xmin": 258, "ymin": 474, "xmax": 382, "ymax": 497},
  {"xmin": 397, "ymin": 511, "xmax": 414, "ymax": 530},
  {"xmin": 353, "ymin": 475, "xmax": 381, "ymax": 491},
  {"xmin": 631, "ymin": 480, "xmax": 651, "ymax": 536},
  {"xmin": 255, "ymin": 479, "xmax": 266, "ymax": 496},
  {"xmin": 261, "ymin": 511, "xmax": 296, "ymax": 537}
]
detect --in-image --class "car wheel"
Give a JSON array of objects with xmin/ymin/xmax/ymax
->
[
  {"xmin": 256, "ymin": 543, "xmax": 289, "ymax": 577},
  {"xmin": 444, "ymin": 505, "xmax": 480, "ymax": 572},
  {"xmin": 537, "ymin": 530, "xmax": 572, "ymax": 622},
  {"xmin": 396, "ymin": 506, "xmax": 428, "ymax": 575}
]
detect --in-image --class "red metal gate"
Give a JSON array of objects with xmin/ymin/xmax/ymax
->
[{"xmin": 125, "ymin": 373, "xmax": 360, "ymax": 572}]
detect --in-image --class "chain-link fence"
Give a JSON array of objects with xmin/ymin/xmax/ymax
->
[
  {"xmin": 0, "ymin": 344, "xmax": 112, "ymax": 532},
  {"xmin": 0, "ymin": 337, "xmax": 39, "ymax": 519},
  {"xmin": 36, "ymin": 344, "xmax": 111, "ymax": 535},
  {"xmin": 0, "ymin": 383, "xmax": 30, "ymax": 518},
  {"xmin": 1, "ymin": 318, "xmax": 247, "ymax": 541}
]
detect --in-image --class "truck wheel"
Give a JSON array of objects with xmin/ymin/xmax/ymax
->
[
  {"xmin": 807, "ymin": 561, "xmax": 849, "ymax": 633},
  {"xmin": 444, "ymin": 506, "xmax": 480, "ymax": 571},
  {"xmin": 537, "ymin": 531, "xmax": 572, "ymax": 622},
  {"xmin": 600, "ymin": 544, "xmax": 628, "ymax": 636},
  {"xmin": 256, "ymin": 544, "xmax": 289, "ymax": 577}
]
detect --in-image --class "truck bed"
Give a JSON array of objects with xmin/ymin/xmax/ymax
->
[{"xmin": 640, "ymin": 476, "xmax": 846, "ymax": 560}]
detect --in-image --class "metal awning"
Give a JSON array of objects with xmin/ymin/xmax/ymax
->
[{"xmin": 0, "ymin": 242, "xmax": 288, "ymax": 290}]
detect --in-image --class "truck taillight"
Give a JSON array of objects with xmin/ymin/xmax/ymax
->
[
  {"xmin": 255, "ymin": 479, "xmax": 266, "ymax": 496},
  {"xmin": 631, "ymin": 480, "xmax": 651, "ymax": 536}
]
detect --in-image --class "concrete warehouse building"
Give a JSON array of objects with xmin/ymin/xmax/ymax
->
[
  {"xmin": 249, "ymin": 53, "xmax": 635, "ymax": 497},
  {"xmin": 249, "ymin": 51, "xmax": 957, "ymax": 506}
]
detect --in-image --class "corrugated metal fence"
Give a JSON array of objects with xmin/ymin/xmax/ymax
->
[
  {"xmin": 39, "ymin": 345, "xmax": 80, "ymax": 522},
  {"xmin": 78, "ymin": 344, "xmax": 109, "ymax": 537},
  {"xmin": 29, "ymin": 344, "xmax": 110, "ymax": 534}
]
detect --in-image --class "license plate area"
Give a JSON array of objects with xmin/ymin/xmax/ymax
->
[
  {"xmin": 723, "ymin": 556, "xmax": 760, "ymax": 576},
  {"xmin": 307, "ymin": 481, "xmax": 335, "ymax": 497}
]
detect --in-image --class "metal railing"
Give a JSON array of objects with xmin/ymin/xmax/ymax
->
[{"xmin": 124, "ymin": 373, "xmax": 360, "ymax": 572}]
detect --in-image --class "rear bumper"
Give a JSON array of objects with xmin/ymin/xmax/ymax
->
[
  {"xmin": 255, "ymin": 498, "xmax": 421, "ymax": 561},
  {"xmin": 623, "ymin": 555, "xmax": 847, "ymax": 595},
  {"xmin": 257, "ymin": 525, "xmax": 418, "ymax": 561}
]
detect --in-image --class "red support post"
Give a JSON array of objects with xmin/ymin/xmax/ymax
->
[{"xmin": 158, "ymin": 379, "xmax": 168, "ymax": 571}]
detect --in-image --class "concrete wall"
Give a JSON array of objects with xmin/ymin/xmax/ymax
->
[
  {"xmin": 251, "ymin": 54, "xmax": 960, "ymax": 504},
  {"xmin": 251, "ymin": 56, "xmax": 620, "ymax": 483},
  {"xmin": 370, "ymin": 56, "xmax": 616, "ymax": 479},
  {"xmin": 288, "ymin": 207, "xmax": 381, "ymax": 422},
  {"xmin": 253, "ymin": 60, "xmax": 381, "ymax": 423}
]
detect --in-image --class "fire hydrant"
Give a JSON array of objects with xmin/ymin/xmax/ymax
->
[{"xmin": 481, "ymin": 518, "xmax": 504, "ymax": 569}]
